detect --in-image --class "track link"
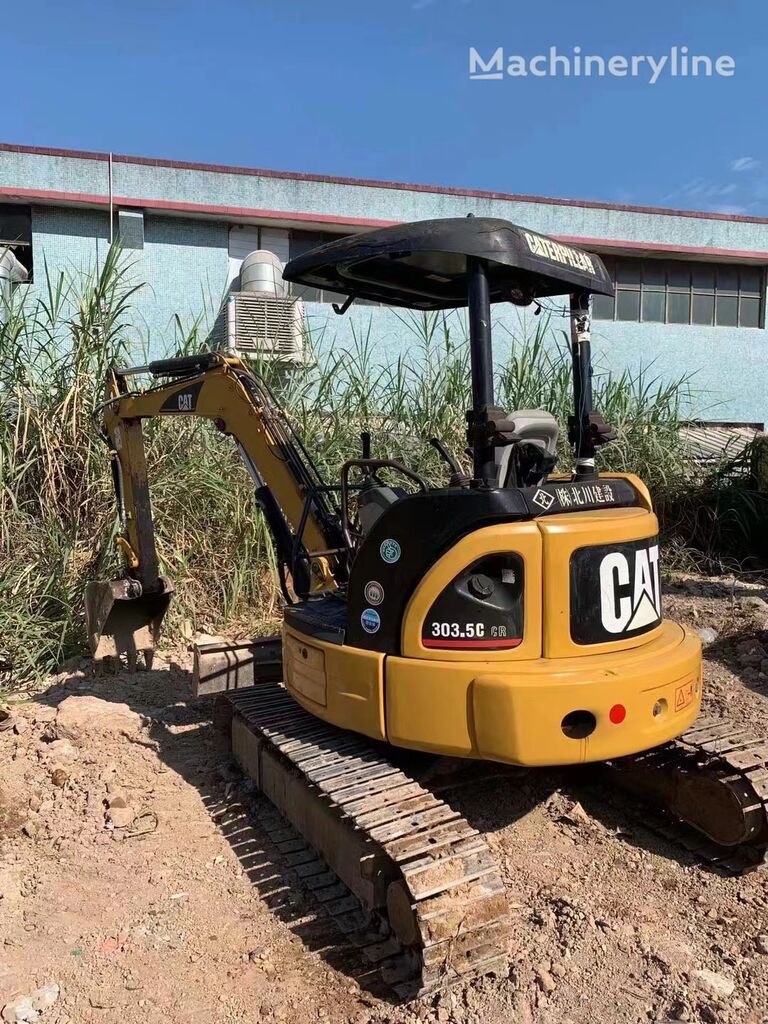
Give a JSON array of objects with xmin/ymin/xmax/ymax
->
[
  {"xmin": 227, "ymin": 683, "xmax": 510, "ymax": 996},
  {"xmin": 608, "ymin": 714, "xmax": 768, "ymax": 873}
]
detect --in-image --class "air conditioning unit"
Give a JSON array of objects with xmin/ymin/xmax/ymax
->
[
  {"xmin": 226, "ymin": 292, "xmax": 305, "ymax": 361},
  {"xmin": 224, "ymin": 249, "xmax": 305, "ymax": 362}
]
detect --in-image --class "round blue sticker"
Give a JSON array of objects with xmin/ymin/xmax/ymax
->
[
  {"xmin": 380, "ymin": 539, "xmax": 401, "ymax": 564},
  {"xmin": 361, "ymin": 608, "xmax": 381, "ymax": 634}
]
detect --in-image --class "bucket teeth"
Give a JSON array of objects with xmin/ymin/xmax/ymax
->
[{"xmin": 85, "ymin": 576, "xmax": 173, "ymax": 666}]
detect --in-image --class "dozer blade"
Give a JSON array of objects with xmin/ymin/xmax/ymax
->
[
  {"xmin": 192, "ymin": 636, "xmax": 283, "ymax": 697},
  {"xmin": 85, "ymin": 577, "xmax": 173, "ymax": 669}
]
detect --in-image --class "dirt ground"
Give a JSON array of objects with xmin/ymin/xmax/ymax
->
[{"xmin": 3, "ymin": 576, "xmax": 768, "ymax": 1024}]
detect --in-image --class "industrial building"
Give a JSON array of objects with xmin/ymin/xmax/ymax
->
[{"xmin": 1, "ymin": 142, "xmax": 767, "ymax": 423}]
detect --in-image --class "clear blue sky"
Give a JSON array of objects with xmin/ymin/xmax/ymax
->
[{"xmin": 7, "ymin": 0, "xmax": 767, "ymax": 212}]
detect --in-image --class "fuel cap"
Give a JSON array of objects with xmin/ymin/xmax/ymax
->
[{"xmin": 468, "ymin": 573, "xmax": 494, "ymax": 599}]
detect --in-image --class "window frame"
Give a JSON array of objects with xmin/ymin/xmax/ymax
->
[
  {"xmin": 0, "ymin": 203, "xmax": 33, "ymax": 281},
  {"xmin": 593, "ymin": 255, "xmax": 765, "ymax": 329}
]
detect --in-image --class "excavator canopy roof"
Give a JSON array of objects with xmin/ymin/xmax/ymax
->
[{"xmin": 282, "ymin": 216, "xmax": 613, "ymax": 310}]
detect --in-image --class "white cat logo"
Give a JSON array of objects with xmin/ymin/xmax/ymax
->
[{"xmin": 599, "ymin": 544, "xmax": 661, "ymax": 634}]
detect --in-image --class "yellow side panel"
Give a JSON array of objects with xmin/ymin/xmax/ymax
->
[
  {"xmin": 283, "ymin": 626, "xmax": 386, "ymax": 741},
  {"xmin": 400, "ymin": 522, "xmax": 542, "ymax": 662},
  {"xmin": 386, "ymin": 656, "xmax": 476, "ymax": 756},
  {"xmin": 539, "ymin": 507, "xmax": 662, "ymax": 659},
  {"xmin": 283, "ymin": 633, "xmax": 327, "ymax": 706}
]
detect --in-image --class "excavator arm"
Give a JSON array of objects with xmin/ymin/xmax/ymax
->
[{"xmin": 86, "ymin": 352, "xmax": 345, "ymax": 665}]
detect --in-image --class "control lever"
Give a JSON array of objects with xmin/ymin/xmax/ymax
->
[{"xmin": 429, "ymin": 438, "xmax": 470, "ymax": 488}]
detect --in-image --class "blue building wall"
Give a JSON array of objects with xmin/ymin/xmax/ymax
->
[
  {"xmin": 592, "ymin": 319, "xmax": 766, "ymax": 422},
  {"xmin": 31, "ymin": 205, "xmax": 110, "ymax": 283},
  {"xmin": 5, "ymin": 147, "xmax": 768, "ymax": 422},
  {"xmin": 140, "ymin": 215, "xmax": 230, "ymax": 350},
  {"xmin": 26, "ymin": 206, "xmax": 231, "ymax": 359}
]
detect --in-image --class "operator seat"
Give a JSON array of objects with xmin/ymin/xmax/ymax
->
[{"xmin": 495, "ymin": 409, "xmax": 559, "ymax": 488}]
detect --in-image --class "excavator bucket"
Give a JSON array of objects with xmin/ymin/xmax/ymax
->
[{"xmin": 84, "ymin": 577, "xmax": 173, "ymax": 669}]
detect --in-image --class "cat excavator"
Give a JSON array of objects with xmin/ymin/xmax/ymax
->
[{"xmin": 85, "ymin": 217, "xmax": 768, "ymax": 995}]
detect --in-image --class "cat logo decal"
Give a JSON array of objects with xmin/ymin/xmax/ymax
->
[{"xmin": 599, "ymin": 543, "xmax": 661, "ymax": 635}]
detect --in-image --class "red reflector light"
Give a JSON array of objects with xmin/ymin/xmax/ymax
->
[{"xmin": 609, "ymin": 704, "xmax": 626, "ymax": 725}]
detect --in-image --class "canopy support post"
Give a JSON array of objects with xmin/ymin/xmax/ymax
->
[
  {"xmin": 569, "ymin": 291, "xmax": 597, "ymax": 481},
  {"xmin": 467, "ymin": 257, "xmax": 497, "ymax": 485}
]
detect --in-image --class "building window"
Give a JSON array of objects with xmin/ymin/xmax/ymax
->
[
  {"xmin": 117, "ymin": 209, "xmax": 144, "ymax": 250},
  {"xmin": 592, "ymin": 256, "xmax": 765, "ymax": 328},
  {"xmin": 0, "ymin": 204, "xmax": 33, "ymax": 280}
]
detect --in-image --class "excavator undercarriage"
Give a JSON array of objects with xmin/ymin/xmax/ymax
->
[
  {"xmin": 608, "ymin": 717, "xmax": 768, "ymax": 872},
  {"xmin": 84, "ymin": 217, "xmax": 768, "ymax": 993},
  {"xmin": 217, "ymin": 656, "xmax": 768, "ymax": 993}
]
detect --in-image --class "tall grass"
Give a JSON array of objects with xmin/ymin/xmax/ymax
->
[{"xmin": 1, "ymin": 249, "xmax": 695, "ymax": 690}]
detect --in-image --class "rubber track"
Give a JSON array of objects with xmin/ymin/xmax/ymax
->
[
  {"xmin": 614, "ymin": 714, "xmax": 768, "ymax": 874},
  {"xmin": 227, "ymin": 683, "xmax": 510, "ymax": 995}
]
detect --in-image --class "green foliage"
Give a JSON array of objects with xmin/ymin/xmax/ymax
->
[
  {"xmin": 1, "ymin": 253, "xmax": 697, "ymax": 690},
  {"xmin": 661, "ymin": 435, "xmax": 768, "ymax": 569}
]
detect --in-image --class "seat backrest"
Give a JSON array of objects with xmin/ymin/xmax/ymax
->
[
  {"xmin": 495, "ymin": 409, "xmax": 559, "ymax": 488},
  {"xmin": 357, "ymin": 485, "xmax": 404, "ymax": 534}
]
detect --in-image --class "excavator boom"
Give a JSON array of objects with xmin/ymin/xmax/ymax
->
[{"xmin": 86, "ymin": 352, "xmax": 345, "ymax": 665}]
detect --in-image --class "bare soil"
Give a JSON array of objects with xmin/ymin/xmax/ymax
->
[{"xmin": 3, "ymin": 575, "xmax": 768, "ymax": 1024}]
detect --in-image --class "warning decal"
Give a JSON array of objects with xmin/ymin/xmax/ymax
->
[{"xmin": 675, "ymin": 680, "xmax": 694, "ymax": 712}]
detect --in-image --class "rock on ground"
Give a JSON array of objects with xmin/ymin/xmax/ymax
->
[
  {"xmin": 54, "ymin": 695, "xmax": 144, "ymax": 745},
  {"xmin": 690, "ymin": 968, "xmax": 736, "ymax": 1000},
  {"xmin": 1, "ymin": 982, "xmax": 59, "ymax": 1022}
]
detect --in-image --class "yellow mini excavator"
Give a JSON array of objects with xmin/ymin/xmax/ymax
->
[{"xmin": 86, "ymin": 217, "xmax": 768, "ymax": 994}]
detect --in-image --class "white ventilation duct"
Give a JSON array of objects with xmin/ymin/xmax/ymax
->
[
  {"xmin": 240, "ymin": 249, "xmax": 289, "ymax": 298},
  {"xmin": 0, "ymin": 247, "xmax": 28, "ymax": 296}
]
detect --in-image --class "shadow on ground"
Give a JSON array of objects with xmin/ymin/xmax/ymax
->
[
  {"xmin": 664, "ymin": 579, "xmax": 768, "ymax": 602},
  {"xmin": 34, "ymin": 661, "xmax": 408, "ymax": 999}
]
